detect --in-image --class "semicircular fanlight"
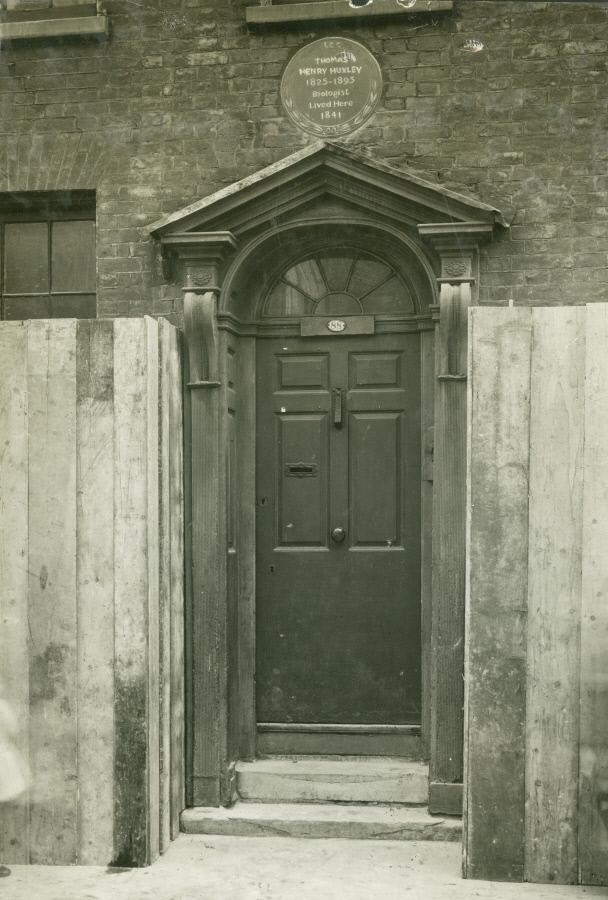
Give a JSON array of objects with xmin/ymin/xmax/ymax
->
[{"xmin": 262, "ymin": 249, "xmax": 415, "ymax": 318}]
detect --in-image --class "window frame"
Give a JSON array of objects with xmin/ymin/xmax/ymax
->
[{"xmin": 0, "ymin": 190, "xmax": 97, "ymax": 321}]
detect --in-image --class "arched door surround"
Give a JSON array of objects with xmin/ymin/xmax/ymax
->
[{"xmin": 149, "ymin": 141, "xmax": 505, "ymax": 812}]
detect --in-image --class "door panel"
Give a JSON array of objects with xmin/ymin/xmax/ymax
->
[
  {"xmin": 256, "ymin": 334, "xmax": 421, "ymax": 732},
  {"xmin": 278, "ymin": 414, "xmax": 328, "ymax": 546},
  {"xmin": 350, "ymin": 413, "xmax": 400, "ymax": 546}
]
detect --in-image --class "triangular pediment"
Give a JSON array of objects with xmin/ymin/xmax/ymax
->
[{"xmin": 148, "ymin": 141, "xmax": 505, "ymax": 240}]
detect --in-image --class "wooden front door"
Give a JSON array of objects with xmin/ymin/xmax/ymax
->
[{"xmin": 255, "ymin": 332, "xmax": 421, "ymax": 750}]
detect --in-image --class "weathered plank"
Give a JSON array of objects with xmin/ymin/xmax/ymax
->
[
  {"xmin": 146, "ymin": 317, "xmax": 160, "ymax": 863},
  {"xmin": 76, "ymin": 320, "xmax": 115, "ymax": 865},
  {"xmin": 464, "ymin": 307, "xmax": 532, "ymax": 881},
  {"xmin": 113, "ymin": 318, "xmax": 154, "ymax": 867},
  {"xmin": 525, "ymin": 308, "xmax": 584, "ymax": 884},
  {"xmin": 579, "ymin": 303, "xmax": 608, "ymax": 886},
  {"xmin": 168, "ymin": 326, "xmax": 185, "ymax": 840},
  {"xmin": 0, "ymin": 316, "xmax": 183, "ymax": 867},
  {"xmin": 0, "ymin": 322, "xmax": 30, "ymax": 864},
  {"xmin": 158, "ymin": 319, "xmax": 172, "ymax": 853},
  {"xmin": 27, "ymin": 320, "xmax": 79, "ymax": 865}
]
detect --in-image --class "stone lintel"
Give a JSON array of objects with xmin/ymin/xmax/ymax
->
[{"xmin": 0, "ymin": 13, "xmax": 108, "ymax": 42}]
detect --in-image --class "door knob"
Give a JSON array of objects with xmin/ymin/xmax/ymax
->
[{"xmin": 331, "ymin": 527, "xmax": 346, "ymax": 543}]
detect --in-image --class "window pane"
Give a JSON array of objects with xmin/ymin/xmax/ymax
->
[
  {"xmin": 4, "ymin": 223, "xmax": 49, "ymax": 294},
  {"xmin": 50, "ymin": 294, "xmax": 96, "ymax": 318},
  {"xmin": 350, "ymin": 256, "xmax": 392, "ymax": 299},
  {"xmin": 51, "ymin": 220, "xmax": 96, "ymax": 293},
  {"xmin": 265, "ymin": 282, "xmax": 314, "ymax": 317},
  {"xmin": 4, "ymin": 295, "xmax": 52, "ymax": 320},
  {"xmin": 361, "ymin": 275, "xmax": 415, "ymax": 315},
  {"xmin": 319, "ymin": 254, "xmax": 354, "ymax": 294},
  {"xmin": 315, "ymin": 293, "xmax": 362, "ymax": 316},
  {"xmin": 283, "ymin": 259, "xmax": 326, "ymax": 300}
]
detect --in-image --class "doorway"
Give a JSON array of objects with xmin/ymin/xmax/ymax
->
[
  {"xmin": 253, "ymin": 249, "xmax": 422, "ymax": 756},
  {"xmin": 150, "ymin": 139, "xmax": 502, "ymax": 807}
]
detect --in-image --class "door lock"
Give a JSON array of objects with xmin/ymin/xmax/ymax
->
[{"xmin": 331, "ymin": 527, "xmax": 346, "ymax": 543}]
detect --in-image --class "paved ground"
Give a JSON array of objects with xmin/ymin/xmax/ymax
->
[{"xmin": 4, "ymin": 836, "xmax": 608, "ymax": 900}]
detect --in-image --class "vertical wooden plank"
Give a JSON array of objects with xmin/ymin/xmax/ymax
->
[
  {"xmin": 580, "ymin": 303, "xmax": 608, "ymax": 886},
  {"xmin": 168, "ymin": 326, "xmax": 185, "ymax": 840},
  {"xmin": 146, "ymin": 317, "xmax": 160, "ymax": 863},
  {"xmin": 525, "ymin": 307, "xmax": 584, "ymax": 884},
  {"xmin": 27, "ymin": 319, "xmax": 79, "ymax": 865},
  {"xmin": 76, "ymin": 320, "xmax": 115, "ymax": 865},
  {"xmin": 158, "ymin": 319, "xmax": 172, "ymax": 853},
  {"xmin": 464, "ymin": 307, "xmax": 532, "ymax": 881},
  {"xmin": 236, "ymin": 336, "xmax": 257, "ymax": 761},
  {"xmin": 113, "ymin": 318, "xmax": 151, "ymax": 867},
  {"xmin": 420, "ymin": 327, "xmax": 434, "ymax": 760},
  {"xmin": 0, "ymin": 322, "xmax": 30, "ymax": 864}
]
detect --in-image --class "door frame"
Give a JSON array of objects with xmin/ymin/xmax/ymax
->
[
  {"xmin": 149, "ymin": 141, "xmax": 505, "ymax": 811},
  {"xmin": 224, "ymin": 222, "xmax": 437, "ymax": 768}
]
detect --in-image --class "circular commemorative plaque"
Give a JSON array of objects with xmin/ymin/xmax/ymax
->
[{"xmin": 280, "ymin": 38, "xmax": 383, "ymax": 138}]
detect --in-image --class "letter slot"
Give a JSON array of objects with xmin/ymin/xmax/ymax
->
[{"xmin": 285, "ymin": 462, "xmax": 318, "ymax": 477}]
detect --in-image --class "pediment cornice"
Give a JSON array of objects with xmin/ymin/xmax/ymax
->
[{"xmin": 148, "ymin": 141, "xmax": 506, "ymax": 243}]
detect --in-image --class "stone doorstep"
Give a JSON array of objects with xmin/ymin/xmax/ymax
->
[
  {"xmin": 181, "ymin": 803, "xmax": 462, "ymax": 842},
  {"xmin": 236, "ymin": 757, "xmax": 429, "ymax": 805}
]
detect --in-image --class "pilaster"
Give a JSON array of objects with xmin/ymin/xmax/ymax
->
[
  {"xmin": 418, "ymin": 224, "xmax": 486, "ymax": 816},
  {"xmin": 161, "ymin": 231, "xmax": 237, "ymax": 807}
]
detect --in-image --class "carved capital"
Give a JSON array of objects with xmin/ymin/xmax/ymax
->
[
  {"xmin": 440, "ymin": 255, "xmax": 473, "ymax": 281},
  {"xmin": 183, "ymin": 263, "xmax": 219, "ymax": 292},
  {"xmin": 158, "ymin": 230, "xmax": 237, "ymax": 293},
  {"xmin": 417, "ymin": 222, "xmax": 489, "ymax": 304}
]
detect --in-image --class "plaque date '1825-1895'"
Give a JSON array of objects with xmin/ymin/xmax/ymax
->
[{"xmin": 280, "ymin": 38, "xmax": 383, "ymax": 138}]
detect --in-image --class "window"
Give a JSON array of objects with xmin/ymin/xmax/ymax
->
[
  {"xmin": 0, "ymin": 191, "xmax": 96, "ymax": 320},
  {"xmin": 263, "ymin": 249, "xmax": 415, "ymax": 317}
]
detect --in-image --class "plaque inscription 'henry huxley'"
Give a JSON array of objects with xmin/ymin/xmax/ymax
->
[{"xmin": 280, "ymin": 38, "xmax": 383, "ymax": 138}]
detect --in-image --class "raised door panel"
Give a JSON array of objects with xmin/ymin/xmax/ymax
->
[
  {"xmin": 277, "ymin": 414, "xmax": 328, "ymax": 547},
  {"xmin": 350, "ymin": 412, "xmax": 401, "ymax": 547}
]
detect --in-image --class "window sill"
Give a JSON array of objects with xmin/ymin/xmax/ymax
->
[
  {"xmin": 0, "ymin": 12, "xmax": 108, "ymax": 42},
  {"xmin": 246, "ymin": 0, "xmax": 453, "ymax": 26}
]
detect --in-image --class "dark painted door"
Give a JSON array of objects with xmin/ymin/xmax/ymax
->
[{"xmin": 256, "ymin": 334, "xmax": 421, "ymax": 730}]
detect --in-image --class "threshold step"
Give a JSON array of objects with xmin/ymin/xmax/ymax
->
[
  {"xmin": 181, "ymin": 802, "xmax": 461, "ymax": 841},
  {"xmin": 236, "ymin": 757, "xmax": 428, "ymax": 804}
]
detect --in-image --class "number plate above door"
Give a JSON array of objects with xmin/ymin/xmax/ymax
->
[{"xmin": 300, "ymin": 316, "xmax": 375, "ymax": 337}]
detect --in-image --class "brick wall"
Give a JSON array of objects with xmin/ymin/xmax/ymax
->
[{"xmin": 0, "ymin": 0, "xmax": 606, "ymax": 318}]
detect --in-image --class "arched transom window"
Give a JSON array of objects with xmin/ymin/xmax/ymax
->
[{"xmin": 263, "ymin": 249, "xmax": 415, "ymax": 318}]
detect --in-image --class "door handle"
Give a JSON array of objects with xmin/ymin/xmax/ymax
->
[
  {"xmin": 331, "ymin": 527, "xmax": 346, "ymax": 543},
  {"xmin": 333, "ymin": 387, "xmax": 343, "ymax": 428}
]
